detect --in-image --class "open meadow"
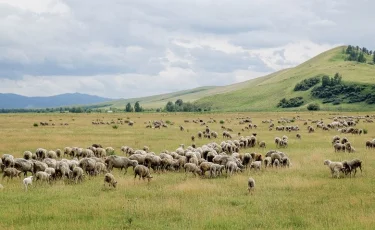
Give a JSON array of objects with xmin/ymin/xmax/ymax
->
[{"xmin": 0, "ymin": 112, "xmax": 375, "ymax": 230}]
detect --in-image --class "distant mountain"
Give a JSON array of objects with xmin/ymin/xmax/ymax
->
[{"xmin": 0, "ymin": 93, "xmax": 113, "ymax": 109}]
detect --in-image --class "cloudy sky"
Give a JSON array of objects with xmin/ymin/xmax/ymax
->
[{"xmin": 0, "ymin": 0, "xmax": 372, "ymax": 99}]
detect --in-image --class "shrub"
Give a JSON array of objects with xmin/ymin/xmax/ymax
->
[
  {"xmin": 219, "ymin": 120, "xmax": 225, "ymax": 124},
  {"xmin": 277, "ymin": 97, "xmax": 304, "ymax": 108},
  {"xmin": 307, "ymin": 103, "xmax": 320, "ymax": 111},
  {"xmin": 33, "ymin": 123, "xmax": 38, "ymax": 127},
  {"xmin": 112, "ymin": 125, "xmax": 119, "ymax": 129},
  {"xmin": 294, "ymin": 76, "xmax": 321, "ymax": 91},
  {"xmin": 363, "ymin": 129, "xmax": 368, "ymax": 134},
  {"xmin": 165, "ymin": 120, "xmax": 172, "ymax": 124}
]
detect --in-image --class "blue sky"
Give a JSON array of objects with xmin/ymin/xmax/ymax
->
[{"xmin": 0, "ymin": 0, "xmax": 372, "ymax": 98}]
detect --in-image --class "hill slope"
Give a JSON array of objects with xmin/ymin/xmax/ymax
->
[
  {"xmin": 0, "ymin": 93, "xmax": 113, "ymax": 109},
  {"xmin": 194, "ymin": 46, "xmax": 375, "ymax": 111}
]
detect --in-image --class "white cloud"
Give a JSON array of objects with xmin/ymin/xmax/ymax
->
[{"xmin": 0, "ymin": 0, "xmax": 372, "ymax": 99}]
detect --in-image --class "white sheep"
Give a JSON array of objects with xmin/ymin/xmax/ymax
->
[
  {"xmin": 250, "ymin": 161, "xmax": 262, "ymax": 171},
  {"xmin": 248, "ymin": 177, "xmax": 255, "ymax": 194},
  {"xmin": 324, "ymin": 160, "xmax": 344, "ymax": 178},
  {"xmin": 23, "ymin": 176, "xmax": 33, "ymax": 191}
]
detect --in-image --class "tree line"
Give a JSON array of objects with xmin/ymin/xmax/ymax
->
[{"xmin": 345, "ymin": 45, "xmax": 375, "ymax": 63}]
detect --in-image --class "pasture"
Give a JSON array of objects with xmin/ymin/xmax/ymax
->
[{"xmin": 0, "ymin": 112, "xmax": 375, "ymax": 230}]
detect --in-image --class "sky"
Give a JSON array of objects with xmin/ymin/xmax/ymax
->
[{"xmin": 0, "ymin": 0, "xmax": 372, "ymax": 99}]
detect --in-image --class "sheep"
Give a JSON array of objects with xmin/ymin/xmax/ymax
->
[
  {"xmin": 250, "ymin": 161, "xmax": 262, "ymax": 171},
  {"xmin": 184, "ymin": 163, "xmax": 202, "ymax": 177},
  {"xmin": 324, "ymin": 160, "xmax": 344, "ymax": 178},
  {"xmin": 79, "ymin": 158, "xmax": 96, "ymax": 175},
  {"xmin": 281, "ymin": 156, "xmax": 291, "ymax": 168},
  {"xmin": 209, "ymin": 164, "xmax": 225, "ymax": 178},
  {"xmin": 134, "ymin": 165, "xmax": 153, "ymax": 182},
  {"xmin": 73, "ymin": 167, "xmax": 84, "ymax": 184},
  {"xmin": 2, "ymin": 168, "xmax": 22, "ymax": 180},
  {"xmin": 44, "ymin": 168, "xmax": 56, "ymax": 180},
  {"xmin": 199, "ymin": 162, "xmax": 213, "ymax": 176},
  {"xmin": 264, "ymin": 157, "xmax": 272, "ymax": 168},
  {"xmin": 64, "ymin": 147, "xmax": 73, "ymax": 157},
  {"xmin": 47, "ymin": 151, "xmax": 57, "ymax": 159},
  {"xmin": 2, "ymin": 154, "xmax": 14, "ymax": 168},
  {"xmin": 105, "ymin": 155, "xmax": 138, "ymax": 174},
  {"xmin": 14, "ymin": 158, "xmax": 34, "ymax": 177},
  {"xmin": 32, "ymin": 160, "xmax": 48, "ymax": 174},
  {"xmin": 333, "ymin": 143, "xmax": 345, "ymax": 152},
  {"xmin": 56, "ymin": 149, "xmax": 62, "ymax": 158},
  {"xmin": 273, "ymin": 159, "xmax": 280, "ymax": 168},
  {"xmin": 248, "ymin": 177, "xmax": 255, "ymax": 194},
  {"xmin": 342, "ymin": 159, "xmax": 362, "ymax": 177},
  {"xmin": 259, "ymin": 141, "xmax": 266, "ymax": 148},
  {"xmin": 23, "ymin": 151, "xmax": 33, "ymax": 160},
  {"xmin": 105, "ymin": 147, "xmax": 115, "ymax": 155},
  {"xmin": 35, "ymin": 148, "xmax": 47, "ymax": 160},
  {"xmin": 94, "ymin": 162, "xmax": 108, "ymax": 175},
  {"xmin": 226, "ymin": 161, "xmax": 241, "ymax": 176},
  {"xmin": 35, "ymin": 171, "xmax": 51, "ymax": 184},
  {"xmin": 104, "ymin": 173, "xmax": 117, "ymax": 188},
  {"xmin": 296, "ymin": 133, "xmax": 301, "ymax": 139},
  {"xmin": 23, "ymin": 176, "xmax": 33, "ymax": 191}
]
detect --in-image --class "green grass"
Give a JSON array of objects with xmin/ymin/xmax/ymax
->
[{"xmin": 1, "ymin": 112, "xmax": 375, "ymax": 229}]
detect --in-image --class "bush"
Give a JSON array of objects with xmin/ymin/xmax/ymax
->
[
  {"xmin": 363, "ymin": 129, "xmax": 368, "ymax": 134},
  {"xmin": 219, "ymin": 120, "xmax": 225, "ymax": 124},
  {"xmin": 294, "ymin": 76, "xmax": 321, "ymax": 91},
  {"xmin": 307, "ymin": 103, "xmax": 320, "ymax": 111},
  {"xmin": 112, "ymin": 125, "xmax": 119, "ymax": 129},
  {"xmin": 165, "ymin": 120, "xmax": 172, "ymax": 125},
  {"xmin": 33, "ymin": 123, "xmax": 38, "ymax": 127},
  {"xmin": 277, "ymin": 97, "xmax": 304, "ymax": 108}
]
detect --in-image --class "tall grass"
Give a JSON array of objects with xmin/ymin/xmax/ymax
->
[{"xmin": 0, "ymin": 112, "xmax": 374, "ymax": 229}]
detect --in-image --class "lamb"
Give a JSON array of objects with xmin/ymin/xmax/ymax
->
[
  {"xmin": 247, "ymin": 177, "xmax": 255, "ymax": 194},
  {"xmin": 250, "ymin": 161, "xmax": 262, "ymax": 171},
  {"xmin": 184, "ymin": 163, "xmax": 202, "ymax": 177},
  {"xmin": 134, "ymin": 165, "xmax": 153, "ymax": 182},
  {"xmin": 104, "ymin": 173, "xmax": 117, "ymax": 188},
  {"xmin": 2, "ymin": 168, "xmax": 22, "ymax": 180},
  {"xmin": 23, "ymin": 176, "xmax": 33, "ymax": 191},
  {"xmin": 259, "ymin": 141, "xmax": 266, "ymax": 148},
  {"xmin": 209, "ymin": 164, "xmax": 225, "ymax": 178},
  {"xmin": 342, "ymin": 159, "xmax": 362, "ymax": 177},
  {"xmin": 35, "ymin": 171, "xmax": 51, "ymax": 184},
  {"xmin": 73, "ymin": 167, "xmax": 84, "ymax": 184},
  {"xmin": 324, "ymin": 160, "xmax": 344, "ymax": 178}
]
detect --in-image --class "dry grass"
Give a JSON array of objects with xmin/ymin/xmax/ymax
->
[{"xmin": 0, "ymin": 112, "xmax": 375, "ymax": 229}]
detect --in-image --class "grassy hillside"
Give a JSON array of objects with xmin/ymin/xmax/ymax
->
[{"xmin": 195, "ymin": 46, "xmax": 375, "ymax": 111}]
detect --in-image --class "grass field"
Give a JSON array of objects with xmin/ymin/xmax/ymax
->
[{"xmin": 1, "ymin": 112, "xmax": 375, "ymax": 230}]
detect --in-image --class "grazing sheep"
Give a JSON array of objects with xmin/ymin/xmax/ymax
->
[
  {"xmin": 104, "ymin": 173, "xmax": 117, "ymax": 188},
  {"xmin": 35, "ymin": 171, "xmax": 51, "ymax": 184},
  {"xmin": 2, "ymin": 154, "xmax": 15, "ymax": 168},
  {"xmin": 134, "ymin": 165, "xmax": 153, "ymax": 182},
  {"xmin": 105, "ymin": 155, "xmax": 138, "ymax": 174},
  {"xmin": 259, "ymin": 141, "xmax": 266, "ymax": 148},
  {"xmin": 184, "ymin": 163, "xmax": 202, "ymax": 177},
  {"xmin": 296, "ymin": 133, "xmax": 301, "ymax": 139},
  {"xmin": 324, "ymin": 160, "xmax": 344, "ymax": 178},
  {"xmin": 73, "ymin": 167, "xmax": 84, "ymax": 184},
  {"xmin": 35, "ymin": 148, "xmax": 47, "ymax": 160},
  {"xmin": 226, "ymin": 161, "xmax": 241, "ymax": 176},
  {"xmin": 248, "ymin": 177, "xmax": 255, "ymax": 194},
  {"xmin": 342, "ymin": 159, "xmax": 362, "ymax": 177},
  {"xmin": 23, "ymin": 176, "xmax": 33, "ymax": 191},
  {"xmin": 56, "ymin": 149, "xmax": 62, "ymax": 158},
  {"xmin": 94, "ymin": 162, "xmax": 108, "ymax": 175},
  {"xmin": 264, "ymin": 157, "xmax": 272, "ymax": 168},
  {"xmin": 250, "ymin": 161, "xmax": 262, "ymax": 171},
  {"xmin": 23, "ymin": 151, "xmax": 33, "ymax": 160},
  {"xmin": 47, "ymin": 151, "xmax": 57, "ymax": 159},
  {"xmin": 14, "ymin": 158, "xmax": 34, "ymax": 177},
  {"xmin": 281, "ymin": 156, "xmax": 291, "ymax": 168},
  {"xmin": 209, "ymin": 164, "xmax": 225, "ymax": 177},
  {"xmin": 2, "ymin": 168, "xmax": 22, "ymax": 180},
  {"xmin": 44, "ymin": 168, "xmax": 56, "ymax": 180},
  {"xmin": 273, "ymin": 159, "xmax": 280, "ymax": 168}
]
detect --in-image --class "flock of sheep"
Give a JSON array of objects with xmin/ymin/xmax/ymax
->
[{"xmin": 1, "ymin": 114, "xmax": 374, "ymax": 194}]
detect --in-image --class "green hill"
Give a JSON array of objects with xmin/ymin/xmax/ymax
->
[
  {"xmin": 101, "ymin": 46, "xmax": 375, "ymax": 111},
  {"xmin": 194, "ymin": 46, "xmax": 375, "ymax": 111}
]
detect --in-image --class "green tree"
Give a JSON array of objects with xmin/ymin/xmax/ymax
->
[
  {"xmin": 125, "ymin": 103, "xmax": 133, "ymax": 112},
  {"xmin": 357, "ymin": 52, "xmax": 366, "ymax": 63},
  {"xmin": 175, "ymin": 99, "xmax": 183, "ymax": 107},
  {"xmin": 165, "ymin": 101, "xmax": 175, "ymax": 112},
  {"xmin": 322, "ymin": 75, "xmax": 330, "ymax": 87},
  {"xmin": 333, "ymin": 73, "xmax": 342, "ymax": 85},
  {"xmin": 307, "ymin": 103, "xmax": 320, "ymax": 111},
  {"xmin": 134, "ymin": 101, "xmax": 143, "ymax": 112},
  {"xmin": 373, "ymin": 52, "xmax": 375, "ymax": 63}
]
